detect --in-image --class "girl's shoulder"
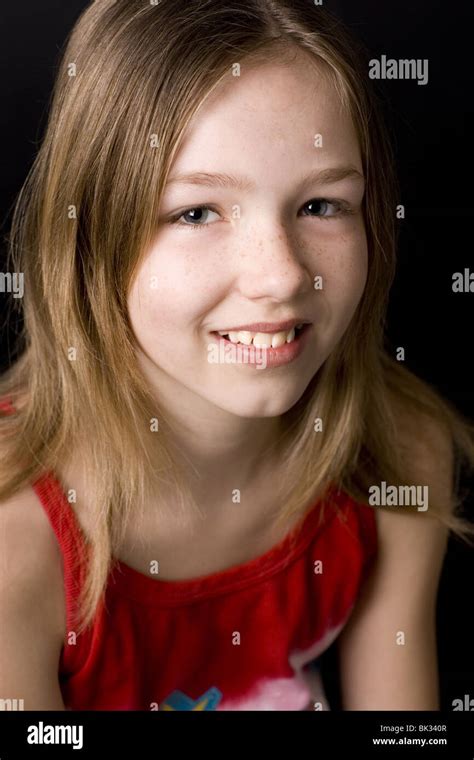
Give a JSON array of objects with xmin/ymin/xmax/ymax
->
[
  {"xmin": 0, "ymin": 484, "xmax": 67, "ymax": 708},
  {"xmin": 338, "ymin": 401, "xmax": 453, "ymax": 708},
  {"xmin": 0, "ymin": 484, "xmax": 66, "ymax": 641}
]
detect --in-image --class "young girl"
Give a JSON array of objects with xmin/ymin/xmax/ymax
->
[{"xmin": 0, "ymin": 0, "xmax": 473, "ymax": 712}]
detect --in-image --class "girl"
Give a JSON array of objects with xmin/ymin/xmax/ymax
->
[{"xmin": 0, "ymin": 0, "xmax": 473, "ymax": 711}]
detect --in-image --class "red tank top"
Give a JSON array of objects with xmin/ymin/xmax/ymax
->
[{"xmin": 1, "ymin": 398, "xmax": 377, "ymax": 711}]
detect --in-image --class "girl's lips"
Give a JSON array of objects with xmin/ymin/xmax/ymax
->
[{"xmin": 210, "ymin": 323, "xmax": 312, "ymax": 368}]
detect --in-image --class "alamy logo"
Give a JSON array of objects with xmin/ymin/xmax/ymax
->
[
  {"xmin": 0, "ymin": 698, "xmax": 24, "ymax": 710},
  {"xmin": 27, "ymin": 721, "xmax": 84, "ymax": 750},
  {"xmin": 368, "ymin": 481, "xmax": 429, "ymax": 511},
  {"xmin": 452, "ymin": 268, "xmax": 474, "ymax": 293},
  {"xmin": 369, "ymin": 55, "xmax": 429, "ymax": 86},
  {"xmin": 452, "ymin": 695, "xmax": 474, "ymax": 710},
  {"xmin": 207, "ymin": 341, "xmax": 267, "ymax": 370},
  {"xmin": 0, "ymin": 271, "xmax": 24, "ymax": 299}
]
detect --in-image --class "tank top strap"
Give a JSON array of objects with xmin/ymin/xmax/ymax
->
[
  {"xmin": 333, "ymin": 487, "xmax": 378, "ymax": 578},
  {"xmin": 32, "ymin": 472, "xmax": 90, "ymax": 634}
]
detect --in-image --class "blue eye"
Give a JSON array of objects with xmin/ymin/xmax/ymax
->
[
  {"xmin": 302, "ymin": 199, "xmax": 346, "ymax": 218},
  {"xmin": 170, "ymin": 206, "xmax": 220, "ymax": 231},
  {"xmin": 168, "ymin": 199, "xmax": 352, "ymax": 231}
]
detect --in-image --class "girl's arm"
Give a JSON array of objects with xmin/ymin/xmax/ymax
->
[
  {"xmin": 0, "ymin": 487, "xmax": 67, "ymax": 710},
  {"xmin": 338, "ymin": 414, "xmax": 452, "ymax": 710}
]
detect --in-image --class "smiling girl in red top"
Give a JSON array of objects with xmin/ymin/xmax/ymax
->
[{"xmin": 1, "ymin": 0, "xmax": 473, "ymax": 711}]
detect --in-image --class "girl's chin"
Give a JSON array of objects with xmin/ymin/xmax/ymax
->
[{"xmin": 204, "ymin": 386, "xmax": 309, "ymax": 418}]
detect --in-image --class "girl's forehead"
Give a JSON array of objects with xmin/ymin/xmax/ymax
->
[
  {"xmin": 167, "ymin": 59, "xmax": 362, "ymax": 182},
  {"xmin": 198, "ymin": 52, "xmax": 344, "ymax": 118}
]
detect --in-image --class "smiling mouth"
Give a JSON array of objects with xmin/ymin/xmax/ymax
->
[{"xmin": 212, "ymin": 323, "xmax": 307, "ymax": 348}]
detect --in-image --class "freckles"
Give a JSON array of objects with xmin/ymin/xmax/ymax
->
[
  {"xmin": 182, "ymin": 246, "xmax": 217, "ymax": 278},
  {"xmin": 318, "ymin": 237, "xmax": 366, "ymax": 287}
]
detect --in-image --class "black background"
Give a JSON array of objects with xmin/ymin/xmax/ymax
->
[{"xmin": 0, "ymin": 0, "xmax": 472, "ymax": 711}]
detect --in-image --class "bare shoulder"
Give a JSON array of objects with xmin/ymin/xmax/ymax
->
[
  {"xmin": 374, "ymin": 398, "xmax": 452, "ymax": 595},
  {"xmin": 337, "ymin": 404, "xmax": 453, "ymax": 708},
  {"xmin": 0, "ymin": 484, "xmax": 66, "ymax": 638},
  {"xmin": 0, "ymin": 484, "xmax": 66, "ymax": 709}
]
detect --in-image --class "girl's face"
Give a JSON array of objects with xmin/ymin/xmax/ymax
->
[{"xmin": 128, "ymin": 52, "xmax": 367, "ymax": 419}]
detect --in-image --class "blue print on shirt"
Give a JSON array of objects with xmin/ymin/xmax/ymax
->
[{"xmin": 160, "ymin": 687, "xmax": 223, "ymax": 711}]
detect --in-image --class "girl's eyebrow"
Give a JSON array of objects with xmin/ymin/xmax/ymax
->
[{"xmin": 165, "ymin": 166, "xmax": 365, "ymax": 192}]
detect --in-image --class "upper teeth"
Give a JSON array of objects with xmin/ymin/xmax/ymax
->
[{"xmin": 217, "ymin": 324, "xmax": 303, "ymax": 348}]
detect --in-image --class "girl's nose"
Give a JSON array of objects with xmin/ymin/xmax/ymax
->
[{"xmin": 236, "ymin": 220, "xmax": 313, "ymax": 302}]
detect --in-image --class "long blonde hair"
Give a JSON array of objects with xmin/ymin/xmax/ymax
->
[{"xmin": 1, "ymin": 0, "xmax": 473, "ymax": 633}]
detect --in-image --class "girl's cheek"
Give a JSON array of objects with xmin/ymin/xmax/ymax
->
[
  {"xmin": 130, "ymin": 254, "xmax": 228, "ymax": 329},
  {"xmin": 138, "ymin": 224, "xmax": 367, "ymax": 319},
  {"xmin": 311, "ymin": 232, "xmax": 368, "ymax": 292}
]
